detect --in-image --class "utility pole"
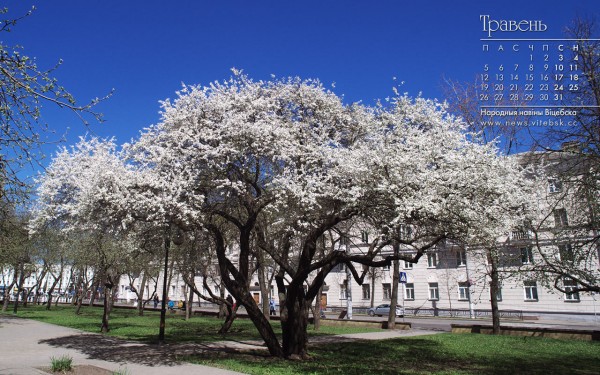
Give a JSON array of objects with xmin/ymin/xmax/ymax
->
[
  {"xmin": 345, "ymin": 241, "xmax": 352, "ymax": 320},
  {"xmin": 464, "ymin": 247, "xmax": 475, "ymax": 319}
]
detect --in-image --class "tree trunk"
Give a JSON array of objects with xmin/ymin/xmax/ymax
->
[
  {"xmin": 312, "ymin": 284, "xmax": 324, "ymax": 331},
  {"xmin": 75, "ymin": 269, "xmax": 87, "ymax": 315},
  {"xmin": 217, "ymin": 283, "xmax": 227, "ymax": 318},
  {"xmin": 13, "ymin": 262, "xmax": 25, "ymax": 314},
  {"xmin": 137, "ymin": 272, "xmax": 148, "ymax": 316},
  {"xmin": 89, "ymin": 276, "xmax": 100, "ymax": 306},
  {"xmin": 370, "ymin": 269, "xmax": 375, "ymax": 308},
  {"xmin": 281, "ymin": 294, "xmax": 310, "ymax": 359},
  {"xmin": 257, "ymin": 249, "xmax": 271, "ymax": 320},
  {"xmin": 101, "ymin": 275, "xmax": 113, "ymax": 333},
  {"xmin": 387, "ymin": 243, "xmax": 400, "ymax": 330},
  {"xmin": 2, "ymin": 278, "xmax": 16, "ymax": 312},
  {"xmin": 488, "ymin": 249, "xmax": 501, "ymax": 334},
  {"xmin": 31, "ymin": 267, "xmax": 48, "ymax": 305},
  {"xmin": 218, "ymin": 303, "xmax": 239, "ymax": 333},
  {"xmin": 46, "ymin": 264, "xmax": 64, "ymax": 310},
  {"xmin": 185, "ymin": 283, "xmax": 194, "ymax": 320}
]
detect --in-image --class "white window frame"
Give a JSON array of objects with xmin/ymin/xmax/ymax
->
[
  {"xmin": 558, "ymin": 244, "xmax": 574, "ymax": 262},
  {"xmin": 339, "ymin": 283, "xmax": 347, "ymax": 300},
  {"xmin": 563, "ymin": 278, "xmax": 580, "ymax": 302},
  {"xmin": 428, "ymin": 282, "xmax": 439, "ymax": 300},
  {"xmin": 361, "ymin": 231, "xmax": 369, "ymax": 244},
  {"xmin": 362, "ymin": 284, "xmax": 370, "ymax": 300},
  {"xmin": 523, "ymin": 281, "xmax": 538, "ymax": 301},
  {"xmin": 548, "ymin": 178, "xmax": 563, "ymax": 193},
  {"xmin": 427, "ymin": 253, "xmax": 437, "ymax": 268},
  {"xmin": 456, "ymin": 251, "xmax": 467, "ymax": 267},
  {"xmin": 458, "ymin": 282, "xmax": 470, "ymax": 301},
  {"xmin": 553, "ymin": 208, "xmax": 568, "ymax": 227},
  {"xmin": 520, "ymin": 247, "xmax": 533, "ymax": 265},
  {"xmin": 405, "ymin": 283, "xmax": 415, "ymax": 300},
  {"xmin": 403, "ymin": 260, "xmax": 413, "ymax": 269},
  {"xmin": 382, "ymin": 283, "xmax": 391, "ymax": 300}
]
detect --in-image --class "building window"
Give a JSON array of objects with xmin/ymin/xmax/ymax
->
[
  {"xmin": 340, "ymin": 235, "xmax": 350, "ymax": 246},
  {"xmin": 496, "ymin": 287, "xmax": 503, "ymax": 302},
  {"xmin": 563, "ymin": 278, "xmax": 580, "ymax": 301},
  {"xmin": 548, "ymin": 178, "xmax": 563, "ymax": 193},
  {"xmin": 559, "ymin": 244, "xmax": 574, "ymax": 262},
  {"xmin": 339, "ymin": 283, "xmax": 347, "ymax": 299},
  {"xmin": 427, "ymin": 253, "xmax": 437, "ymax": 268},
  {"xmin": 456, "ymin": 250, "xmax": 467, "ymax": 267},
  {"xmin": 428, "ymin": 283, "xmax": 439, "ymax": 300},
  {"xmin": 523, "ymin": 281, "xmax": 538, "ymax": 301},
  {"xmin": 399, "ymin": 224, "xmax": 412, "ymax": 240},
  {"xmin": 333, "ymin": 263, "xmax": 346, "ymax": 273},
  {"xmin": 403, "ymin": 260, "xmax": 413, "ymax": 269},
  {"xmin": 553, "ymin": 208, "xmax": 568, "ymax": 227},
  {"xmin": 362, "ymin": 284, "xmax": 370, "ymax": 300},
  {"xmin": 361, "ymin": 231, "xmax": 369, "ymax": 243},
  {"xmin": 405, "ymin": 283, "xmax": 415, "ymax": 300},
  {"xmin": 520, "ymin": 247, "xmax": 533, "ymax": 264},
  {"xmin": 382, "ymin": 283, "xmax": 391, "ymax": 300},
  {"xmin": 458, "ymin": 282, "xmax": 470, "ymax": 301},
  {"xmin": 383, "ymin": 264, "xmax": 391, "ymax": 271}
]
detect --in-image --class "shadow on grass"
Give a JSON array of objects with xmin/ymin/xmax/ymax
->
[
  {"xmin": 186, "ymin": 335, "xmax": 600, "ymax": 375},
  {"xmin": 39, "ymin": 333, "xmax": 268, "ymax": 367}
]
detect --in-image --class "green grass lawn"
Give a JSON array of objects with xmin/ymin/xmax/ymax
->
[
  {"xmin": 190, "ymin": 333, "xmax": 600, "ymax": 375},
  {"xmin": 7, "ymin": 304, "xmax": 599, "ymax": 374},
  {"xmin": 7, "ymin": 304, "xmax": 378, "ymax": 343}
]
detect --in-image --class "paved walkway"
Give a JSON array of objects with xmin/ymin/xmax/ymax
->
[
  {"xmin": 0, "ymin": 315, "xmax": 441, "ymax": 375},
  {"xmin": 0, "ymin": 315, "xmax": 244, "ymax": 375}
]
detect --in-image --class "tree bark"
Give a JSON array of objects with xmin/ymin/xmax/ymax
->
[
  {"xmin": 185, "ymin": 279, "xmax": 194, "ymax": 320},
  {"xmin": 2, "ymin": 280, "xmax": 16, "ymax": 312},
  {"xmin": 101, "ymin": 274, "xmax": 113, "ymax": 333},
  {"xmin": 281, "ymin": 293, "xmax": 310, "ymax": 359},
  {"xmin": 370, "ymin": 269, "xmax": 376, "ymax": 308},
  {"xmin": 387, "ymin": 243, "xmax": 400, "ymax": 330},
  {"xmin": 257, "ymin": 250, "xmax": 271, "ymax": 320},
  {"xmin": 89, "ymin": 275, "xmax": 100, "ymax": 306},
  {"xmin": 137, "ymin": 272, "xmax": 148, "ymax": 316},
  {"xmin": 488, "ymin": 249, "xmax": 501, "ymax": 334},
  {"xmin": 45, "ymin": 264, "xmax": 63, "ymax": 311},
  {"xmin": 218, "ymin": 303, "xmax": 239, "ymax": 333},
  {"xmin": 13, "ymin": 262, "xmax": 25, "ymax": 314},
  {"xmin": 312, "ymin": 284, "xmax": 324, "ymax": 330}
]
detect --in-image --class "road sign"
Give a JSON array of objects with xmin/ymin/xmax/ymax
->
[{"xmin": 399, "ymin": 272, "xmax": 407, "ymax": 283}]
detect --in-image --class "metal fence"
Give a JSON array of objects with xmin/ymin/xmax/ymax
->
[{"xmin": 326, "ymin": 306, "xmax": 523, "ymax": 320}]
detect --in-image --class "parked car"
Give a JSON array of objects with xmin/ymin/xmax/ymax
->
[{"xmin": 367, "ymin": 304, "xmax": 404, "ymax": 317}]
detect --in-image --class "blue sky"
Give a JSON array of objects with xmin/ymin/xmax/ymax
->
[{"xmin": 3, "ymin": 0, "xmax": 598, "ymax": 180}]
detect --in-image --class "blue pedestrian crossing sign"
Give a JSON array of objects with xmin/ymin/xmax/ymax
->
[{"xmin": 399, "ymin": 272, "xmax": 407, "ymax": 283}]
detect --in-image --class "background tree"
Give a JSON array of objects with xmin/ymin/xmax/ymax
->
[
  {"xmin": 0, "ymin": 7, "xmax": 109, "ymax": 203},
  {"xmin": 31, "ymin": 137, "xmax": 133, "ymax": 332},
  {"xmin": 527, "ymin": 17, "xmax": 600, "ymax": 294}
]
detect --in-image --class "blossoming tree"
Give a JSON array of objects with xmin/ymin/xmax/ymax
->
[{"xmin": 126, "ymin": 73, "xmax": 531, "ymax": 358}]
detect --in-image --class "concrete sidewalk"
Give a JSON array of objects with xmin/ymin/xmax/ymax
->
[
  {"xmin": 0, "ymin": 315, "xmax": 446, "ymax": 375},
  {"xmin": 0, "ymin": 315, "xmax": 443, "ymax": 375},
  {"xmin": 0, "ymin": 315, "xmax": 244, "ymax": 375}
]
